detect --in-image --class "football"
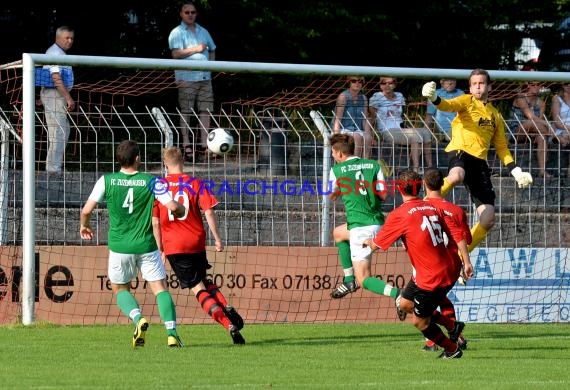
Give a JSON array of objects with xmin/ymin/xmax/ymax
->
[{"xmin": 207, "ymin": 128, "xmax": 234, "ymax": 155}]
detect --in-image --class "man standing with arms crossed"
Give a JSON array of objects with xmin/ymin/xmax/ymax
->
[
  {"xmin": 153, "ymin": 147, "xmax": 245, "ymax": 344},
  {"xmin": 169, "ymin": 2, "xmax": 216, "ymax": 161},
  {"xmin": 80, "ymin": 140, "xmax": 186, "ymax": 348}
]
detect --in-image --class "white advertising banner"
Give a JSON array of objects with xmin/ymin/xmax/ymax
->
[{"xmin": 452, "ymin": 248, "xmax": 570, "ymax": 323}]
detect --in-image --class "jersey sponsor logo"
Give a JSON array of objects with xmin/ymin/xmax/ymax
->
[
  {"xmin": 477, "ymin": 116, "xmax": 495, "ymax": 129},
  {"xmin": 339, "ymin": 162, "xmax": 375, "ymax": 172},
  {"xmin": 110, "ymin": 178, "xmax": 147, "ymax": 187}
]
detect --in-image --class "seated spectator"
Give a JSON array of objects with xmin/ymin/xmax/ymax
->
[
  {"xmin": 507, "ymin": 82, "xmax": 553, "ymax": 178},
  {"xmin": 550, "ymin": 82, "xmax": 570, "ymax": 177},
  {"xmin": 332, "ymin": 76, "xmax": 374, "ymax": 158},
  {"xmin": 369, "ymin": 76, "xmax": 432, "ymax": 173},
  {"xmin": 424, "ymin": 79, "xmax": 464, "ymax": 141}
]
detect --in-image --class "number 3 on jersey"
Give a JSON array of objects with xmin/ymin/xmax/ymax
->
[{"xmin": 355, "ymin": 171, "xmax": 367, "ymax": 196}]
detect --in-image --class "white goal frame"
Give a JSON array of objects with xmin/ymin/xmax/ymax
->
[{"xmin": 21, "ymin": 52, "xmax": 570, "ymax": 325}]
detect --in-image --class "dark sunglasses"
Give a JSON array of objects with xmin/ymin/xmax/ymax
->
[
  {"xmin": 350, "ymin": 78, "xmax": 364, "ymax": 83},
  {"xmin": 184, "ymin": 10, "xmax": 197, "ymax": 15},
  {"xmin": 380, "ymin": 81, "xmax": 395, "ymax": 85}
]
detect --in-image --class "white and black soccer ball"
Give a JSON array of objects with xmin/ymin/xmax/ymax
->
[{"xmin": 207, "ymin": 128, "xmax": 234, "ymax": 155}]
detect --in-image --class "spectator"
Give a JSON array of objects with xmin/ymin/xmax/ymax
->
[
  {"xmin": 332, "ymin": 75, "xmax": 374, "ymax": 158},
  {"xmin": 422, "ymin": 69, "xmax": 532, "ymax": 253},
  {"xmin": 425, "ymin": 79, "xmax": 464, "ymax": 141},
  {"xmin": 507, "ymin": 81, "xmax": 553, "ymax": 178},
  {"xmin": 169, "ymin": 2, "xmax": 216, "ymax": 161},
  {"xmin": 369, "ymin": 76, "xmax": 433, "ymax": 173},
  {"xmin": 39, "ymin": 26, "xmax": 75, "ymax": 174},
  {"xmin": 549, "ymin": 82, "xmax": 570, "ymax": 177}
]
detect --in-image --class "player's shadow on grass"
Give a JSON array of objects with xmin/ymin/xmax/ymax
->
[{"xmin": 238, "ymin": 332, "xmax": 415, "ymax": 347}]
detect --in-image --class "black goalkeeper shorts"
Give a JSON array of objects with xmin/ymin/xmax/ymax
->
[{"xmin": 448, "ymin": 150, "xmax": 496, "ymax": 207}]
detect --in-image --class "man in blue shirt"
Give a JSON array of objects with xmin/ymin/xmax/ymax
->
[
  {"xmin": 169, "ymin": 2, "xmax": 217, "ymax": 161},
  {"xmin": 425, "ymin": 79, "xmax": 464, "ymax": 141},
  {"xmin": 40, "ymin": 26, "xmax": 75, "ymax": 174}
]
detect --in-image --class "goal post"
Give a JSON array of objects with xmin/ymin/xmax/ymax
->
[{"xmin": 15, "ymin": 52, "xmax": 570, "ymax": 325}]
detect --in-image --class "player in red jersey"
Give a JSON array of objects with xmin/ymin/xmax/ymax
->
[
  {"xmin": 152, "ymin": 147, "xmax": 245, "ymax": 344},
  {"xmin": 363, "ymin": 170, "xmax": 465, "ymax": 359},
  {"xmin": 421, "ymin": 167, "xmax": 474, "ymax": 352}
]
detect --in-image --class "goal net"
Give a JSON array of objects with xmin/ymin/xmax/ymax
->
[{"xmin": 0, "ymin": 55, "xmax": 568, "ymax": 325}]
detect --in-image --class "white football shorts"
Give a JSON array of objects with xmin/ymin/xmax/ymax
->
[
  {"xmin": 350, "ymin": 225, "xmax": 381, "ymax": 262},
  {"xmin": 108, "ymin": 249, "xmax": 166, "ymax": 284}
]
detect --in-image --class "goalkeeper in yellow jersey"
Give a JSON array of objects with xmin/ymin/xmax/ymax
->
[{"xmin": 421, "ymin": 68, "xmax": 533, "ymax": 253}]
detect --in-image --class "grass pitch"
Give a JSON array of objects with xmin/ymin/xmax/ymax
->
[{"xmin": 0, "ymin": 322, "xmax": 568, "ymax": 389}]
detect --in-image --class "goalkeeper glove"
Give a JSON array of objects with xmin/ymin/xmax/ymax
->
[
  {"xmin": 510, "ymin": 167, "xmax": 533, "ymax": 188},
  {"xmin": 422, "ymin": 81, "xmax": 438, "ymax": 102}
]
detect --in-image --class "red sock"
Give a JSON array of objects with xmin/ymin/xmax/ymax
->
[
  {"xmin": 421, "ymin": 323, "xmax": 457, "ymax": 353},
  {"xmin": 204, "ymin": 280, "xmax": 228, "ymax": 307},
  {"xmin": 432, "ymin": 310, "xmax": 455, "ymax": 332},
  {"xmin": 196, "ymin": 290, "xmax": 232, "ymax": 329},
  {"xmin": 439, "ymin": 296, "xmax": 456, "ymax": 321}
]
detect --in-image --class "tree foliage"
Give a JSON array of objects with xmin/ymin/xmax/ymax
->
[
  {"xmin": 2, "ymin": 0, "xmax": 570, "ymax": 102},
  {"xmin": 3, "ymin": 0, "xmax": 569, "ymax": 65}
]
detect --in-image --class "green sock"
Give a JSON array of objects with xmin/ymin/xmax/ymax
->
[
  {"xmin": 156, "ymin": 291, "xmax": 177, "ymax": 336},
  {"xmin": 362, "ymin": 277, "xmax": 397, "ymax": 298},
  {"xmin": 336, "ymin": 241, "xmax": 354, "ymax": 283},
  {"xmin": 116, "ymin": 290, "xmax": 141, "ymax": 324}
]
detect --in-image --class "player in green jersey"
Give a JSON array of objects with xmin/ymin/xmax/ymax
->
[
  {"xmin": 328, "ymin": 133, "xmax": 405, "ymax": 320},
  {"xmin": 80, "ymin": 140, "xmax": 186, "ymax": 348}
]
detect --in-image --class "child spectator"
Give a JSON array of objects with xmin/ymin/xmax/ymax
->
[
  {"xmin": 370, "ymin": 76, "xmax": 433, "ymax": 173},
  {"xmin": 425, "ymin": 79, "xmax": 464, "ymax": 141}
]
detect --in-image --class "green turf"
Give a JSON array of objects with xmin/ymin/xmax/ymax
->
[{"xmin": 0, "ymin": 322, "xmax": 568, "ymax": 389}]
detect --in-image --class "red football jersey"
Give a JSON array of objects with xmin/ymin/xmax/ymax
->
[
  {"xmin": 373, "ymin": 198, "xmax": 461, "ymax": 290},
  {"xmin": 153, "ymin": 173, "xmax": 219, "ymax": 255},
  {"xmin": 425, "ymin": 196, "xmax": 472, "ymax": 251}
]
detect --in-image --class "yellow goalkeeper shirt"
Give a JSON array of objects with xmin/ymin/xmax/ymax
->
[{"xmin": 437, "ymin": 94, "xmax": 515, "ymax": 166}]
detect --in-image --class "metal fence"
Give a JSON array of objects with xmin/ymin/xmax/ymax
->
[{"xmin": 0, "ymin": 105, "xmax": 569, "ymax": 248}]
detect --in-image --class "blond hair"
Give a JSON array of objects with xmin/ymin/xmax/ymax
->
[{"xmin": 162, "ymin": 147, "xmax": 183, "ymax": 166}]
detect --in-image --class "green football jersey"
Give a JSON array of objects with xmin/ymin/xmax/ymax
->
[
  {"xmin": 104, "ymin": 171, "xmax": 157, "ymax": 254},
  {"xmin": 331, "ymin": 157, "xmax": 385, "ymax": 229}
]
